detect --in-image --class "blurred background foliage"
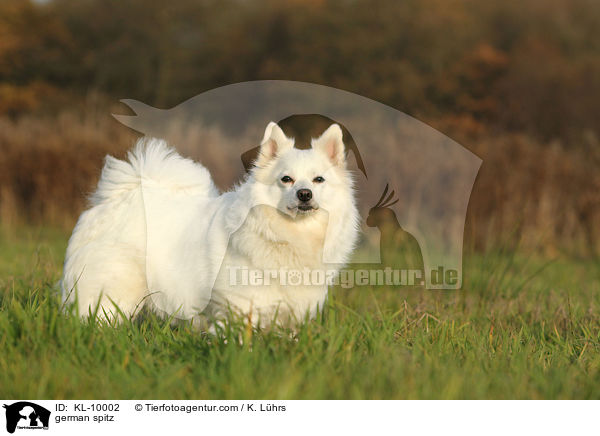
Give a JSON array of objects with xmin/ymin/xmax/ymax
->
[
  {"xmin": 1, "ymin": 0, "xmax": 599, "ymax": 254},
  {"xmin": 2, "ymin": 0, "xmax": 599, "ymax": 141}
]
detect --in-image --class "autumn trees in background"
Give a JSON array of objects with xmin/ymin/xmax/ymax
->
[
  {"xmin": 1, "ymin": 0, "xmax": 599, "ymax": 143},
  {"xmin": 1, "ymin": 0, "xmax": 600, "ymax": 252}
]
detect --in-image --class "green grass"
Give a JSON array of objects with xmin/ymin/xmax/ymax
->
[{"xmin": 1, "ymin": 227, "xmax": 599, "ymax": 399}]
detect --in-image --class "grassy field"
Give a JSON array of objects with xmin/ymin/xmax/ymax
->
[{"xmin": 0, "ymin": 227, "xmax": 599, "ymax": 399}]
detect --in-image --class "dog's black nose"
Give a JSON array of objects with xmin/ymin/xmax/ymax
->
[{"xmin": 296, "ymin": 189, "xmax": 312, "ymax": 202}]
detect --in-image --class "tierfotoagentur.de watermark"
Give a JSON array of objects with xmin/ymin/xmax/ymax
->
[{"xmin": 227, "ymin": 266, "xmax": 459, "ymax": 288}]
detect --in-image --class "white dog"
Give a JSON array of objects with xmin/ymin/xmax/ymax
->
[{"xmin": 61, "ymin": 121, "xmax": 359, "ymax": 328}]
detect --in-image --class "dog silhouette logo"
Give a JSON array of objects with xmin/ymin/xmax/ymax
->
[{"xmin": 2, "ymin": 402, "xmax": 50, "ymax": 433}]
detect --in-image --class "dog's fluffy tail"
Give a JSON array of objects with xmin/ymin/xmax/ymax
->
[{"xmin": 90, "ymin": 137, "xmax": 218, "ymax": 205}]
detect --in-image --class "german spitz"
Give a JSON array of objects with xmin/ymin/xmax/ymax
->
[{"xmin": 61, "ymin": 121, "xmax": 359, "ymax": 328}]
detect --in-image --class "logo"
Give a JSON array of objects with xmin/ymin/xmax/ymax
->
[
  {"xmin": 114, "ymin": 81, "xmax": 481, "ymax": 298},
  {"xmin": 2, "ymin": 402, "xmax": 50, "ymax": 434}
]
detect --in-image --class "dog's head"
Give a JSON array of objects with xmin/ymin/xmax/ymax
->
[{"xmin": 251, "ymin": 121, "xmax": 353, "ymax": 219}]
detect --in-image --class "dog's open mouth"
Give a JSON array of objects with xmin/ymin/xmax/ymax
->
[{"xmin": 298, "ymin": 205, "xmax": 314, "ymax": 211}]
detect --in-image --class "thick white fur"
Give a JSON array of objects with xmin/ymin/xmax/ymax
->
[{"xmin": 61, "ymin": 122, "xmax": 359, "ymax": 327}]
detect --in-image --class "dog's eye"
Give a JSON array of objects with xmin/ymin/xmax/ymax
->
[
  {"xmin": 281, "ymin": 175, "xmax": 294, "ymax": 183},
  {"xmin": 313, "ymin": 176, "xmax": 325, "ymax": 183}
]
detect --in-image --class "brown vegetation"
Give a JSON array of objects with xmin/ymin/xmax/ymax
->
[
  {"xmin": 1, "ymin": 109, "xmax": 599, "ymax": 256},
  {"xmin": 0, "ymin": 109, "xmax": 135, "ymax": 228}
]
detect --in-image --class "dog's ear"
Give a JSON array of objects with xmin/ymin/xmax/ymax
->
[
  {"xmin": 312, "ymin": 123, "xmax": 345, "ymax": 167},
  {"xmin": 256, "ymin": 122, "xmax": 294, "ymax": 167}
]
